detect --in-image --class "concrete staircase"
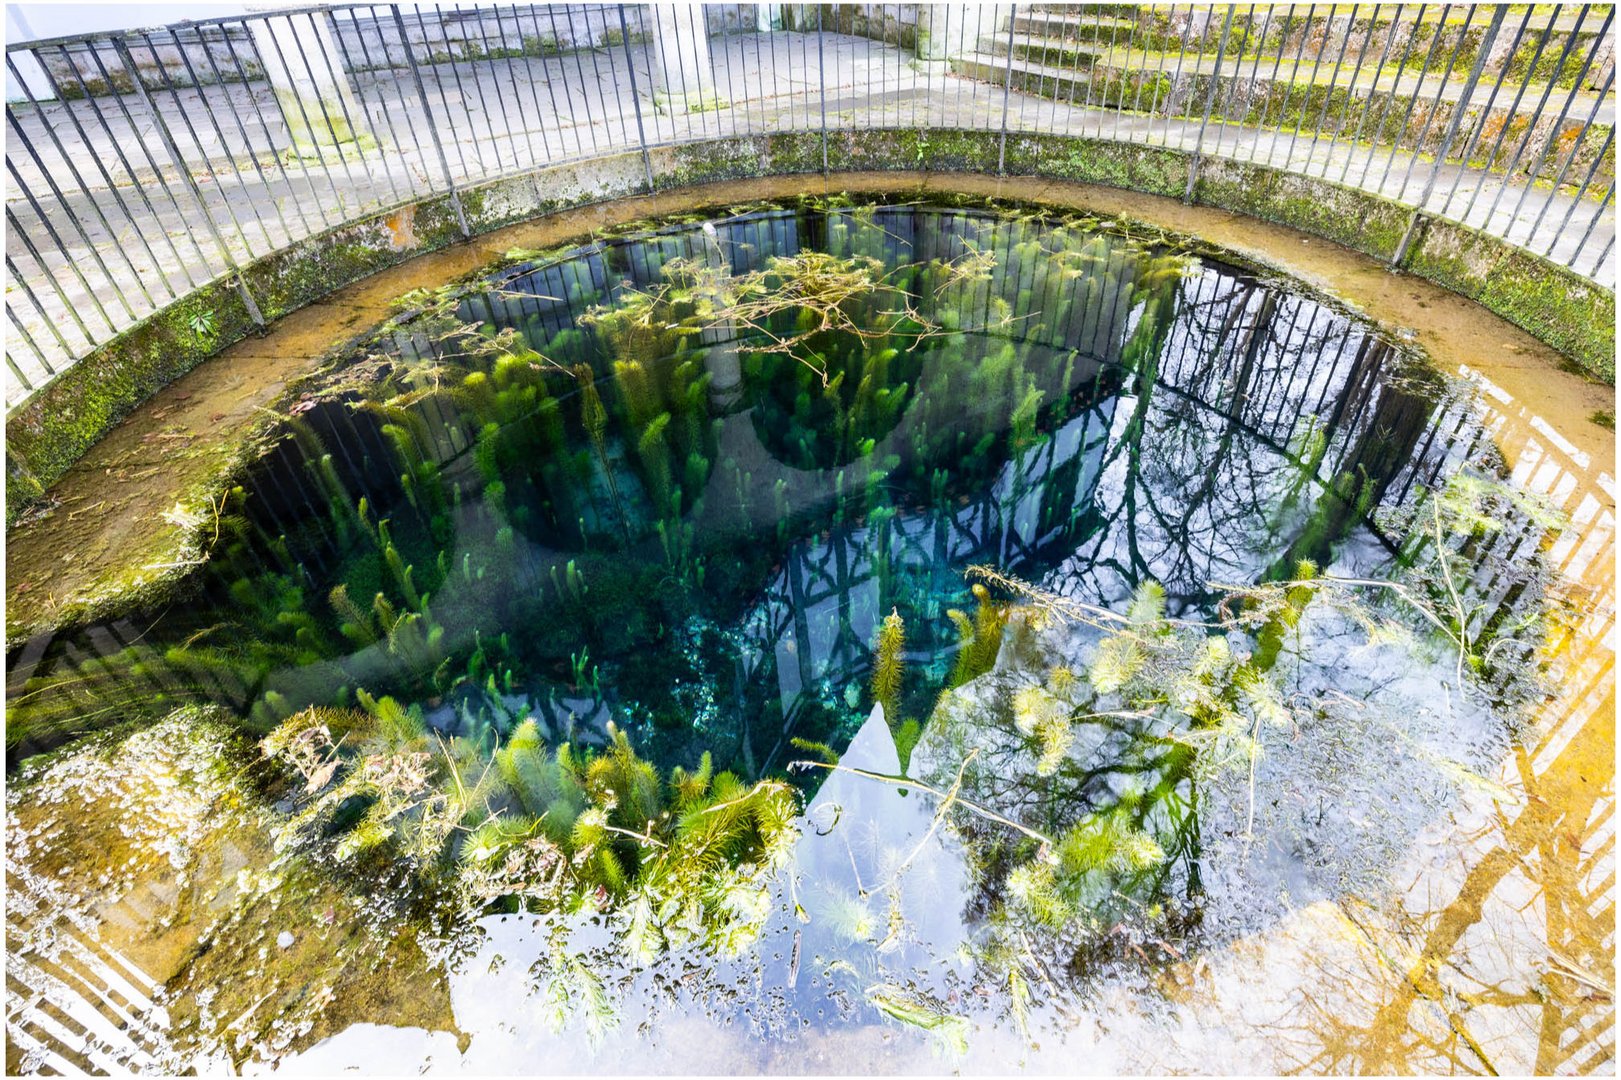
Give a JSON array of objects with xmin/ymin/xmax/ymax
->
[{"xmin": 945, "ymin": 5, "xmax": 1614, "ymax": 160}]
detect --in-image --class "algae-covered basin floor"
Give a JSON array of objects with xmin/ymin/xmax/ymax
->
[{"xmin": 4, "ymin": 188, "xmax": 1614, "ymax": 1076}]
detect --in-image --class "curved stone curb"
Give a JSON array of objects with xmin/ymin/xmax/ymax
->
[{"xmin": 8, "ymin": 133, "xmax": 1611, "ymax": 531}]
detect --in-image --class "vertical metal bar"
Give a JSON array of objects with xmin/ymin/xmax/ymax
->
[
  {"xmin": 538, "ymin": 5, "xmax": 577, "ymax": 153},
  {"xmin": 323, "ymin": 14, "xmax": 406, "ymax": 206},
  {"xmin": 7, "ymin": 252, "xmax": 74, "ymax": 361},
  {"xmin": 1321, "ymin": 5, "xmax": 1376, "ymax": 176},
  {"xmin": 226, "ymin": 18, "xmax": 329, "ymax": 235},
  {"xmin": 545, "ymin": 6, "xmax": 584, "ymax": 153},
  {"xmin": 1128, "ymin": 4, "xmax": 1154, "ymax": 121},
  {"xmin": 1567, "ymin": 181, "xmax": 1613, "ymax": 265},
  {"xmin": 6, "ymin": 156, "xmax": 134, "ymax": 336},
  {"xmin": 20, "ymin": 49, "xmax": 183, "ymax": 302},
  {"xmin": 1405, "ymin": 5, "xmax": 1503, "ymax": 214},
  {"xmin": 388, "ymin": 3, "xmax": 469, "ymax": 236},
  {"xmin": 462, "ymin": 5, "xmax": 520, "ymax": 173},
  {"xmin": 999, "ymin": 4, "xmax": 1017, "ymax": 174},
  {"xmin": 1589, "ymin": 231, "xmax": 1614, "ymax": 274},
  {"xmin": 618, "ymin": 5, "xmax": 655, "ymax": 192},
  {"xmin": 1548, "ymin": 128, "xmax": 1613, "ymax": 258},
  {"xmin": 645, "ymin": 5, "xmax": 677, "ymax": 147},
  {"xmin": 79, "ymin": 42, "xmax": 228, "ymax": 278},
  {"xmin": 697, "ymin": 3, "xmax": 717, "ymax": 142},
  {"xmin": 305, "ymin": 9, "xmax": 386, "ymax": 204},
  {"xmin": 752, "ymin": 10, "xmax": 768, "ymax": 141},
  {"xmin": 425, "ymin": 4, "xmax": 486, "ymax": 180},
  {"xmin": 416, "ymin": 4, "xmax": 473, "ymax": 180},
  {"xmin": 1395, "ymin": 5, "xmax": 1481, "ymax": 203},
  {"xmin": 718, "ymin": 7, "xmax": 737, "ymax": 140},
  {"xmin": 6, "ymin": 202, "xmax": 105, "ymax": 344},
  {"xmin": 1088, "ymin": 2, "xmax": 1117, "ymax": 136},
  {"xmin": 1161, "ymin": 4, "xmax": 1197, "ymax": 147},
  {"xmin": 47, "ymin": 44, "xmax": 203, "ymax": 292},
  {"xmin": 1374, "ymin": 4, "xmax": 1450, "ymax": 193},
  {"xmin": 1209, "ymin": 4, "xmax": 1256, "ymax": 161},
  {"xmin": 1283, "ymin": 5, "xmax": 1338, "ymax": 171},
  {"xmin": 1016, "ymin": 3, "xmax": 1041, "ymax": 132},
  {"xmin": 194, "ymin": 23, "xmax": 306, "ymax": 245},
  {"xmin": 1251, "ymin": 5, "xmax": 1296, "ymax": 164},
  {"xmin": 121, "ymin": 42, "xmax": 270, "ymax": 306},
  {"xmin": 936, "ymin": 6, "xmax": 951, "ymax": 136},
  {"xmin": 1229, "ymin": 4, "xmax": 1273, "ymax": 160},
  {"xmin": 492, "ymin": 4, "xmax": 551, "ymax": 164},
  {"xmin": 1302, "ymin": 5, "xmax": 1360, "ymax": 175},
  {"xmin": 166, "ymin": 26, "xmax": 279, "ymax": 255},
  {"xmin": 1268, "ymin": 4, "xmax": 1318, "ymax": 166},
  {"xmin": 1481, "ymin": 5, "xmax": 1595, "ymax": 226},
  {"xmin": 1185, "ymin": 6, "xmax": 1234, "ymax": 202},
  {"xmin": 1458, "ymin": 6, "xmax": 1562, "ymax": 224},
  {"xmin": 628, "ymin": 8, "xmax": 655, "ymax": 147},
  {"xmin": 1353, "ymin": 5, "xmax": 1423, "ymax": 188},
  {"xmin": 818, "ymin": 4, "xmax": 828, "ymax": 174},
  {"xmin": 739, "ymin": 4, "xmax": 755, "ymax": 137},
  {"xmin": 1504, "ymin": 9, "xmax": 1612, "ymax": 234},
  {"xmin": 5, "ymin": 58, "xmax": 159, "ymax": 313},
  {"xmin": 1527, "ymin": 67, "xmax": 1614, "ymax": 240},
  {"xmin": 252, "ymin": 13, "xmax": 348, "ymax": 220},
  {"xmin": 564, "ymin": 6, "xmax": 607, "ymax": 156},
  {"xmin": 136, "ymin": 26, "xmax": 264, "ymax": 259},
  {"xmin": 5, "ymin": 309, "xmax": 44, "ymax": 388},
  {"xmin": 769, "ymin": 7, "xmax": 786, "ymax": 137},
  {"xmin": 1438, "ymin": 8, "xmax": 1533, "ymax": 217}
]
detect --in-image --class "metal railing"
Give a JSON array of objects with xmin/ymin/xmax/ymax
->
[{"xmin": 4, "ymin": 3, "xmax": 1615, "ymax": 410}]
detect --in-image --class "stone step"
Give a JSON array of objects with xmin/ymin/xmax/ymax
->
[
  {"xmin": 1004, "ymin": 7, "xmax": 1605, "ymax": 68},
  {"xmin": 982, "ymin": 33, "xmax": 1102, "ymax": 70},
  {"xmin": 1010, "ymin": 13, "xmax": 1137, "ymax": 41},
  {"xmin": 949, "ymin": 49, "xmax": 1617, "ymax": 136},
  {"xmin": 1012, "ymin": 7, "xmax": 1593, "ymax": 37},
  {"xmin": 959, "ymin": 38, "xmax": 1615, "ymax": 126}
]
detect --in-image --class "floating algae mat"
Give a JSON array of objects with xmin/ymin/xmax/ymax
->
[{"xmin": 5, "ymin": 201, "xmax": 1609, "ymax": 1073}]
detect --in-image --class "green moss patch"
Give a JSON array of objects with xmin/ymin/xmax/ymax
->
[{"xmin": 1407, "ymin": 218, "xmax": 1616, "ymax": 382}]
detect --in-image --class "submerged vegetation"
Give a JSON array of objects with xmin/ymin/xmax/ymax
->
[
  {"xmin": 4, "ymin": 198, "xmax": 1583, "ymax": 1069},
  {"xmin": 263, "ymin": 696, "xmax": 797, "ymax": 962}
]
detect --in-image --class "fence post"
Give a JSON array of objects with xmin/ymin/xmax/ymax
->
[
  {"xmin": 389, "ymin": 5, "xmax": 469, "ymax": 238},
  {"xmin": 997, "ymin": 5, "xmax": 1016, "ymax": 175},
  {"xmin": 1392, "ymin": 5, "xmax": 1506, "ymax": 267},
  {"xmin": 1185, "ymin": 5, "xmax": 1235, "ymax": 204},
  {"xmin": 618, "ymin": 5, "xmax": 657, "ymax": 193},
  {"xmin": 110, "ymin": 35, "xmax": 265, "ymax": 327},
  {"xmin": 818, "ymin": 5, "xmax": 828, "ymax": 176}
]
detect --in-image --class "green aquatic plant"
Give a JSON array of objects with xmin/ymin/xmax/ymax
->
[
  {"xmin": 947, "ymin": 583, "xmax": 1009, "ymax": 688},
  {"xmin": 263, "ymin": 701, "xmax": 799, "ymax": 963},
  {"xmin": 869, "ymin": 608, "xmax": 906, "ymax": 721},
  {"xmin": 870, "ymin": 608, "xmax": 928, "ymax": 771},
  {"xmin": 806, "ymin": 521, "xmax": 1550, "ymax": 1024}
]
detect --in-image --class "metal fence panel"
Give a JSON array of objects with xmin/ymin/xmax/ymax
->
[{"xmin": 3, "ymin": 3, "xmax": 1614, "ymax": 408}]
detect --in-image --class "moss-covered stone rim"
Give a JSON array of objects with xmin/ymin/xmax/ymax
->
[
  {"xmin": 4, "ymin": 187, "xmax": 1454, "ymax": 651},
  {"xmin": 8, "ymin": 130, "xmax": 1612, "ymax": 530}
]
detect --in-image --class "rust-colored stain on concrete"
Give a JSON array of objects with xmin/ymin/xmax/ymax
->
[{"xmin": 384, "ymin": 205, "xmax": 419, "ymax": 251}]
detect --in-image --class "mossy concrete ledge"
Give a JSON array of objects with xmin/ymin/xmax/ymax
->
[
  {"xmin": 1190, "ymin": 156, "xmax": 1615, "ymax": 383},
  {"xmin": 6, "ymin": 166, "xmax": 1613, "ymax": 649},
  {"xmin": 7, "ymin": 130, "xmax": 1613, "ymax": 529},
  {"xmin": 5, "ymin": 152, "xmax": 650, "ymax": 526}
]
